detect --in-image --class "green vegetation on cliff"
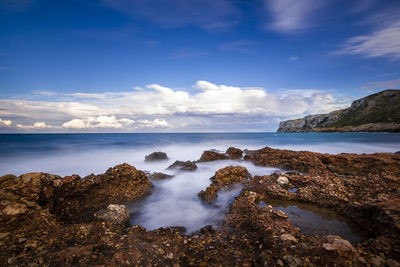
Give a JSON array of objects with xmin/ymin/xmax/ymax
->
[{"xmin": 332, "ymin": 90, "xmax": 400, "ymax": 127}]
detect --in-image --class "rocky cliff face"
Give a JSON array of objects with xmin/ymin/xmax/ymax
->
[{"xmin": 278, "ymin": 89, "xmax": 400, "ymax": 132}]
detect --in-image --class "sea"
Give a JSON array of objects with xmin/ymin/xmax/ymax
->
[{"xmin": 1, "ymin": 132, "xmax": 399, "ymax": 235}]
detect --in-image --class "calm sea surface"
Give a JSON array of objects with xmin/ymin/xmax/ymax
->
[{"xmin": 1, "ymin": 132, "xmax": 399, "ymax": 176}]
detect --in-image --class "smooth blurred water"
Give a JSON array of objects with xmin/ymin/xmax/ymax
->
[
  {"xmin": 0, "ymin": 132, "xmax": 399, "ymax": 176},
  {"xmin": 1, "ymin": 132, "xmax": 398, "ymax": 234}
]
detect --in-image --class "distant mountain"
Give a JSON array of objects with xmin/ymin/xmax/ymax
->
[{"xmin": 277, "ymin": 89, "xmax": 400, "ymax": 132}]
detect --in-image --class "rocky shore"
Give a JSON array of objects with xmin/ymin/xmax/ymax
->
[{"xmin": 1, "ymin": 147, "xmax": 400, "ymax": 266}]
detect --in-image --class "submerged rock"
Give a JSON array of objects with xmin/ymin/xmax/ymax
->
[
  {"xmin": 145, "ymin": 151, "xmax": 168, "ymax": 161},
  {"xmin": 198, "ymin": 150, "xmax": 228, "ymax": 162},
  {"xmin": 94, "ymin": 204, "xmax": 130, "ymax": 226},
  {"xmin": 198, "ymin": 166, "xmax": 251, "ymax": 202},
  {"xmin": 148, "ymin": 172, "xmax": 173, "ymax": 180},
  {"xmin": 226, "ymin": 147, "xmax": 243, "ymax": 160},
  {"xmin": 167, "ymin": 160, "xmax": 197, "ymax": 171}
]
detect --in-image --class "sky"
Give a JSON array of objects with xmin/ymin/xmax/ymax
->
[{"xmin": 0, "ymin": 0, "xmax": 400, "ymax": 132}]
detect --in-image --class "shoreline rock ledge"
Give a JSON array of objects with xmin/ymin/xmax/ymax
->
[{"xmin": 277, "ymin": 89, "xmax": 400, "ymax": 132}]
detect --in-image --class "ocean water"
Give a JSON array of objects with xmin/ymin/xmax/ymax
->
[{"xmin": 1, "ymin": 132, "xmax": 399, "ymax": 234}]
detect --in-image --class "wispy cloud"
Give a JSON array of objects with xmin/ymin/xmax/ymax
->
[
  {"xmin": 264, "ymin": 0, "xmax": 327, "ymax": 33},
  {"xmin": 219, "ymin": 41, "xmax": 260, "ymax": 52},
  {"xmin": 101, "ymin": 0, "xmax": 239, "ymax": 31},
  {"xmin": 289, "ymin": 57, "xmax": 299, "ymax": 61},
  {"xmin": 0, "ymin": 81, "xmax": 351, "ymax": 132},
  {"xmin": 359, "ymin": 78, "xmax": 400, "ymax": 91},
  {"xmin": 335, "ymin": 10, "xmax": 400, "ymax": 60}
]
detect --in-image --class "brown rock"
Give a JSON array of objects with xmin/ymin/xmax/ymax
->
[
  {"xmin": 145, "ymin": 151, "xmax": 168, "ymax": 161},
  {"xmin": 322, "ymin": 235, "xmax": 354, "ymax": 253},
  {"xmin": 226, "ymin": 147, "xmax": 243, "ymax": 160},
  {"xmin": 167, "ymin": 160, "xmax": 197, "ymax": 171},
  {"xmin": 198, "ymin": 150, "xmax": 228, "ymax": 162},
  {"xmin": 198, "ymin": 166, "xmax": 251, "ymax": 202}
]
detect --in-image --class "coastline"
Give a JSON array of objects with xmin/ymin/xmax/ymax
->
[{"xmin": 1, "ymin": 146, "xmax": 400, "ymax": 266}]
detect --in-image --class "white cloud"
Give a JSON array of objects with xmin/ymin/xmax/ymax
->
[
  {"xmin": 289, "ymin": 57, "xmax": 299, "ymax": 61},
  {"xmin": 264, "ymin": 0, "xmax": 326, "ymax": 33},
  {"xmin": 137, "ymin": 119, "xmax": 172, "ymax": 128},
  {"xmin": 335, "ymin": 13, "xmax": 400, "ymax": 60},
  {"xmin": 0, "ymin": 118, "xmax": 12, "ymax": 127},
  {"xmin": 62, "ymin": 116, "xmax": 135, "ymax": 129},
  {"xmin": 0, "ymin": 81, "xmax": 351, "ymax": 132},
  {"xmin": 16, "ymin": 121, "xmax": 53, "ymax": 130}
]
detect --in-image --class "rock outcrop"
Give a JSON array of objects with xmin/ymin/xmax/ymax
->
[
  {"xmin": 145, "ymin": 151, "xmax": 168, "ymax": 161},
  {"xmin": 278, "ymin": 89, "xmax": 400, "ymax": 132},
  {"xmin": 198, "ymin": 150, "xmax": 228, "ymax": 162},
  {"xmin": 167, "ymin": 160, "xmax": 197, "ymax": 171},
  {"xmin": 198, "ymin": 166, "xmax": 251, "ymax": 202},
  {"xmin": 1, "ymin": 148, "xmax": 400, "ymax": 266}
]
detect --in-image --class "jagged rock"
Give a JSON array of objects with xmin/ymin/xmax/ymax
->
[
  {"xmin": 387, "ymin": 259, "xmax": 400, "ymax": 267},
  {"xmin": 395, "ymin": 151, "xmax": 400, "ymax": 156},
  {"xmin": 94, "ymin": 204, "xmax": 130, "ymax": 226},
  {"xmin": 282, "ymin": 255, "xmax": 302, "ymax": 267},
  {"xmin": 2, "ymin": 203, "xmax": 27, "ymax": 215},
  {"xmin": 49, "ymin": 163, "xmax": 153, "ymax": 223},
  {"xmin": 226, "ymin": 147, "xmax": 243, "ymax": 159},
  {"xmin": 280, "ymin": 234, "xmax": 297, "ymax": 243},
  {"xmin": 148, "ymin": 172, "xmax": 173, "ymax": 180},
  {"xmin": 277, "ymin": 176, "xmax": 289, "ymax": 185},
  {"xmin": 322, "ymin": 235, "xmax": 354, "ymax": 252},
  {"xmin": 145, "ymin": 152, "xmax": 168, "ymax": 161},
  {"xmin": 167, "ymin": 160, "xmax": 197, "ymax": 171},
  {"xmin": 198, "ymin": 166, "xmax": 250, "ymax": 202},
  {"xmin": 198, "ymin": 150, "xmax": 228, "ymax": 162}
]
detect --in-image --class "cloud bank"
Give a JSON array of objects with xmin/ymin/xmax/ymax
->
[{"xmin": 0, "ymin": 81, "xmax": 351, "ymax": 132}]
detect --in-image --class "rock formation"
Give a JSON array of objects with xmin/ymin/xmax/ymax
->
[
  {"xmin": 145, "ymin": 151, "xmax": 168, "ymax": 161},
  {"xmin": 278, "ymin": 89, "xmax": 400, "ymax": 132}
]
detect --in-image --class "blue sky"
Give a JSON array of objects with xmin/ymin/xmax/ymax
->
[{"xmin": 0, "ymin": 0, "xmax": 400, "ymax": 132}]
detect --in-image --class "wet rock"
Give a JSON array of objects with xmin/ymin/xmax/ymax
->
[
  {"xmin": 280, "ymin": 234, "xmax": 297, "ymax": 243},
  {"xmin": 198, "ymin": 166, "xmax": 251, "ymax": 202},
  {"xmin": 282, "ymin": 255, "xmax": 302, "ymax": 267},
  {"xmin": 2, "ymin": 203, "xmax": 27, "ymax": 215},
  {"xmin": 148, "ymin": 172, "xmax": 173, "ymax": 180},
  {"xmin": 387, "ymin": 259, "xmax": 400, "ymax": 267},
  {"xmin": 226, "ymin": 147, "xmax": 243, "ymax": 160},
  {"xmin": 277, "ymin": 176, "xmax": 289, "ymax": 185},
  {"xmin": 370, "ymin": 256, "xmax": 385, "ymax": 267},
  {"xmin": 94, "ymin": 204, "xmax": 130, "ymax": 226},
  {"xmin": 322, "ymin": 235, "xmax": 354, "ymax": 253},
  {"xmin": 145, "ymin": 151, "xmax": 168, "ymax": 161},
  {"xmin": 49, "ymin": 163, "xmax": 153, "ymax": 223},
  {"xmin": 394, "ymin": 151, "xmax": 400, "ymax": 155},
  {"xmin": 167, "ymin": 160, "xmax": 197, "ymax": 171},
  {"xmin": 198, "ymin": 150, "xmax": 228, "ymax": 162}
]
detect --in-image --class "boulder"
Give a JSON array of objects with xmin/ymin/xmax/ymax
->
[
  {"xmin": 277, "ymin": 176, "xmax": 289, "ymax": 185},
  {"xmin": 322, "ymin": 235, "xmax": 354, "ymax": 253},
  {"xmin": 94, "ymin": 204, "xmax": 130, "ymax": 226},
  {"xmin": 167, "ymin": 160, "xmax": 197, "ymax": 171},
  {"xmin": 145, "ymin": 152, "xmax": 168, "ymax": 161},
  {"xmin": 198, "ymin": 150, "xmax": 228, "ymax": 162},
  {"xmin": 280, "ymin": 234, "xmax": 297, "ymax": 243},
  {"xmin": 226, "ymin": 147, "xmax": 243, "ymax": 160}
]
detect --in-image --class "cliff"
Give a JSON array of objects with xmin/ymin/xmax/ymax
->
[{"xmin": 277, "ymin": 89, "xmax": 400, "ymax": 132}]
